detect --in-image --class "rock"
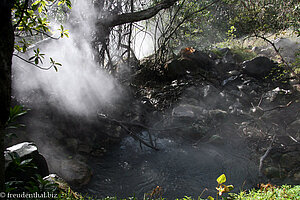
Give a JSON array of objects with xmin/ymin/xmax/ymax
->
[
  {"xmin": 172, "ymin": 105, "xmax": 195, "ymax": 119},
  {"xmin": 164, "ymin": 50, "xmax": 213, "ymax": 80},
  {"xmin": 78, "ymin": 144, "xmax": 92, "ymax": 154},
  {"xmin": 287, "ymin": 119, "xmax": 300, "ymax": 135},
  {"xmin": 280, "ymin": 151, "xmax": 300, "ymax": 171},
  {"xmin": 242, "ymin": 56, "xmax": 276, "ymax": 78},
  {"xmin": 172, "ymin": 104, "xmax": 207, "ymax": 119},
  {"xmin": 43, "ymin": 174, "xmax": 67, "ymax": 191},
  {"xmin": 274, "ymin": 38, "xmax": 300, "ymax": 63},
  {"xmin": 5, "ymin": 142, "xmax": 49, "ymax": 180},
  {"xmin": 222, "ymin": 49, "xmax": 235, "ymax": 63},
  {"xmin": 65, "ymin": 138, "xmax": 79, "ymax": 152},
  {"xmin": 264, "ymin": 166, "xmax": 281, "ymax": 179},
  {"xmin": 208, "ymin": 109, "xmax": 228, "ymax": 120},
  {"xmin": 250, "ymin": 106, "xmax": 264, "ymax": 118},
  {"xmin": 190, "ymin": 50, "xmax": 213, "ymax": 70},
  {"xmin": 207, "ymin": 134, "xmax": 224, "ymax": 145},
  {"xmin": 214, "ymin": 63, "xmax": 238, "ymax": 76},
  {"xmin": 56, "ymin": 159, "xmax": 92, "ymax": 186},
  {"xmin": 263, "ymin": 87, "xmax": 291, "ymax": 103},
  {"xmin": 293, "ymin": 171, "xmax": 300, "ymax": 182}
]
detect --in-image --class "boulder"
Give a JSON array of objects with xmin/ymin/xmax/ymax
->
[
  {"xmin": 164, "ymin": 50, "xmax": 213, "ymax": 80},
  {"xmin": 190, "ymin": 50, "xmax": 213, "ymax": 69},
  {"xmin": 280, "ymin": 151, "xmax": 300, "ymax": 171},
  {"xmin": 5, "ymin": 142, "xmax": 49, "ymax": 180},
  {"xmin": 53, "ymin": 159, "xmax": 92, "ymax": 186},
  {"xmin": 263, "ymin": 166, "xmax": 281, "ymax": 179},
  {"xmin": 242, "ymin": 56, "xmax": 276, "ymax": 78},
  {"xmin": 172, "ymin": 104, "xmax": 207, "ymax": 122}
]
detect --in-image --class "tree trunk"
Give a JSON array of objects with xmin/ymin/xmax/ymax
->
[{"xmin": 0, "ymin": 0, "xmax": 14, "ymax": 191}]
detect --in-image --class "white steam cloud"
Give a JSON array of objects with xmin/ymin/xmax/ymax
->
[{"xmin": 12, "ymin": 0, "xmax": 121, "ymax": 116}]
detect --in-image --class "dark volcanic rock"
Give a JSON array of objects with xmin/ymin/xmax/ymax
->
[
  {"xmin": 242, "ymin": 56, "xmax": 276, "ymax": 78},
  {"xmin": 5, "ymin": 142, "xmax": 49, "ymax": 180}
]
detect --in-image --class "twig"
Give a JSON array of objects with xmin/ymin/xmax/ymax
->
[
  {"xmin": 264, "ymin": 101, "xmax": 293, "ymax": 112},
  {"xmin": 119, "ymin": 123, "xmax": 159, "ymax": 151},
  {"xmin": 14, "ymin": 0, "xmax": 29, "ymax": 31},
  {"xmin": 259, "ymin": 134, "xmax": 276, "ymax": 177},
  {"xmin": 13, "ymin": 54, "xmax": 53, "ymax": 70},
  {"xmin": 97, "ymin": 113, "xmax": 191, "ymax": 132}
]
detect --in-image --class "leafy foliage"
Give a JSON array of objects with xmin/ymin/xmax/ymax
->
[
  {"xmin": 12, "ymin": 0, "xmax": 72, "ymax": 71},
  {"xmin": 224, "ymin": 0, "xmax": 300, "ymax": 37},
  {"xmin": 4, "ymin": 105, "xmax": 28, "ymax": 139}
]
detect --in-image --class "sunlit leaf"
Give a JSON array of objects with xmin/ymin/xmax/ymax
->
[{"xmin": 217, "ymin": 174, "xmax": 226, "ymax": 184}]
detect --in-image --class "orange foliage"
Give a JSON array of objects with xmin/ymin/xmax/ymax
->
[{"xmin": 180, "ymin": 47, "xmax": 195, "ymax": 56}]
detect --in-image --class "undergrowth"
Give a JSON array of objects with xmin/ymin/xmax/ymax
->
[{"xmin": 58, "ymin": 174, "xmax": 300, "ymax": 200}]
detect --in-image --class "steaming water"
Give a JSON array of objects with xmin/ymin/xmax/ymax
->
[
  {"xmin": 12, "ymin": 1, "xmax": 260, "ymax": 198},
  {"xmin": 83, "ymin": 134, "xmax": 259, "ymax": 199}
]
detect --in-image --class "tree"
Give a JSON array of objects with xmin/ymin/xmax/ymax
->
[
  {"xmin": 225, "ymin": 0, "xmax": 300, "ymax": 80},
  {"xmin": 0, "ymin": 0, "xmax": 15, "ymax": 192}
]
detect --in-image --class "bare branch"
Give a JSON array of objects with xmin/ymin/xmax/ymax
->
[{"xmin": 97, "ymin": 0, "xmax": 178, "ymax": 28}]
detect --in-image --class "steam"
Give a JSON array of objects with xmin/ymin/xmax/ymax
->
[{"xmin": 12, "ymin": 0, "xmax": 121, "ymax": 116}]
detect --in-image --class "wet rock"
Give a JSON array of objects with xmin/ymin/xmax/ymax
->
[
  {"xmin": 172, "ymin": 104, "xmax": 206, "ymax": 119},
  {"xmin": 5, "ymin": 142, "xmax": 49, "ymax": 179},
  {"xmin": 78, "ymin": 144, "xmax": 92, "ymax": 154},
  {"xmin": 43, "ymin": 174, "xmax": 67, "ymax": 190},
  {"xmin": 280, "ymin": 151, "xmax": 300, "ymax": 171},
  {"xmin": 293, "ymin": 171, "xmax": 300, "ymax": 182},
  {"xmin": 228, "ymin": 70, "xmax": 240, "ymax": 76},
  {"xmin": 214, "ymin": 63, "xmax": 238, "ymax": 76},
  {"xmin": 200, "ymin": 84, "xmax": 220, "ymax": 98},
  {"xmin": 264, "ymin": 166, "xmax": 281, "ymax": 179},
  {"xmin": 242, "ymin": 56, "xmax": 276, "ymax": 78},
  {"xmin": 208, "ymin": 109, "xmax": 228, "ymax": 120},
  {"xmin": 57, "ymin": 159, "xmax": 92, "ymax": 187},
  {"xmin": 207, "ymin": 134, "xmax": 224, "ymax": 145}
]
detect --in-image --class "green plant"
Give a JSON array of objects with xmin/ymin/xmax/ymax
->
[
  {"xmin": 25, "ymin": 174, "xmax": 58, "ymax": 193},
  {"xmin": 4, "ymin": 105, "xmax": 28, "ymax": 139},
  {"xmin": 208, "ymin": 174, "xmax": 234, "ymax": 200},
  {"xmin": 230, "ymin": 185, "xmax": 300, "ymax": 200}
]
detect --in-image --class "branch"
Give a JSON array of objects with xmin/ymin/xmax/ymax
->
[
  {"xmin": 160, "ymin": 0, "xmax": 221, "ymax": 47},
  {"xmin": 97, "ymin": 0, "xmax": 178, "ymax": 28},
  {"xmin": 259, "ymin": 134, "xmax": 276, "ymax": 177},
  {"xmin": 264, "ymin": 101, "xmax": 294, "ymax": 112},
  {"xmin": 13, "ymin": 0, "xmax": 29, "ymax": 31},
  {"xmin": 13, "ymin": 54, "xmax": 53, "ymax": 70}
]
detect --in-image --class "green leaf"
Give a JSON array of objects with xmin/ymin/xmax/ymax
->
[
  {"xmin": 217, "ymin": 174, "xmax": 226, "ymax": 184},
  {"xmin": 20, "ymin": 158, "xmax": 33, "ymax": 166},
  {"xmin": 207, "ymin": 196, "xmax": 214, "ymax": 200},
  {"xmin": 227, "ymin": 185, "xmax": 234, "ymax": 191}
]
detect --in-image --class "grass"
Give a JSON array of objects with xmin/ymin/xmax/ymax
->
[
  {"xmin": 58, "ymin": 184, "xmax": 300, "ymax": 200},
  {"xmin": 230, "ymin": 185, "xmax": 300, "ymax": 200}
]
